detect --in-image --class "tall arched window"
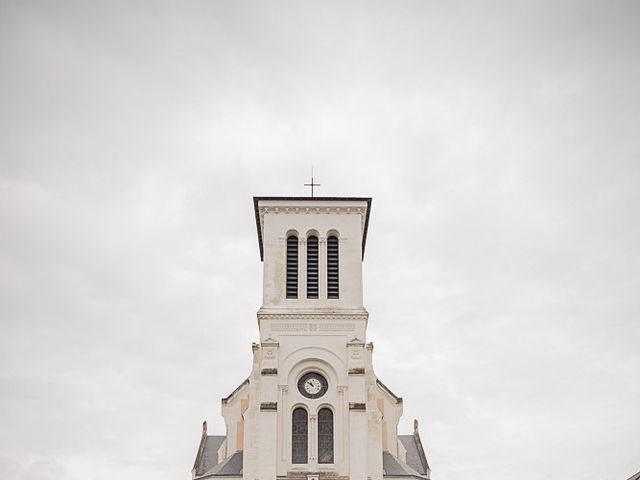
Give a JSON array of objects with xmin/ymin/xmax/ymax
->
[
  {"xmin": 327, "ymin": 235, "xmax": 339, "ymax": 299},
  {"xmin": 292, "ymin": 408, "xmax": 308, "ymax": 464},
  {"xmin": 318, "ymin": 408, "xmax": 334, "ymax": 464},
  {"xmin": 307, "ymin": 235, "xmax": 319, "ymax": 299},
  {"xmin": 286, "ymin": 235, "xmax": 298, "ymax": 299}
]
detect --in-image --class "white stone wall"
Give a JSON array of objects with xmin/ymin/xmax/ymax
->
[
  {"xmin": 257, "ymin": 199, "xmax": 368, "ymax": 311},
  {"xmin": 220, "ymin": 198, "xmax": 407, "ymax": 480}
]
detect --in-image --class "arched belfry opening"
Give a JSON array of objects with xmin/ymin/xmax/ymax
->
[
  {"xmin": 327, "ymin": 234, "xmax": 339, "ymax": 299},
  {"xmin": 286, "ymin": 233, "xmax": 298, "ymax": 299},
  {"xmin": 306, "ymin": 234, "xmax": 319, "ymax": 299}
]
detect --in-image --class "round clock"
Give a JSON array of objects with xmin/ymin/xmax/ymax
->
[{"xmin": 297, "ymin": 372, "xmax": 328, "ymax": 399}]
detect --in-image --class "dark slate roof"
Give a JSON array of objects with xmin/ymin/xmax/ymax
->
[
  {"xmin": 398, "ymin": 435, "xmax": 429, "ymax": 476},
  {"xmin": 626, "ymin": 471, "xmax": 640, "ymax": 480},
  {"xmin": 194, "ymin": 435, "xmax": 226, "ymax": 477},
  {"xmin": 253, "ymin": 196, "xmax": 373, "ymax": 261},
  {"xmin": 383, "ymin": 451, "xmax": 425, "ymax": 478},
  {"xmin": 198, "ymin": 450, "xmax": 243, "ymax": 478}
]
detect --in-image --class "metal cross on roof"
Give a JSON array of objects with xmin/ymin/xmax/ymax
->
[{"xmin": 304, "ymin": 168, "xmax": 321, "ymax": 197}]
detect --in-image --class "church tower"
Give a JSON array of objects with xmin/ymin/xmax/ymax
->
[{"xmin": 192, "ymin": 197, "xmax": 431, "ymax": 480}]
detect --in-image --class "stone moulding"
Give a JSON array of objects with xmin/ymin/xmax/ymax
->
[
  {"xmin": 269, "ymin": 323, "xmax": 356, "ymax": 333},
  {"xmin": 271, "ymin": 323, "xmax": 309, "ymax": 331},
  {"xmin": 260, "ymin": 402, "xmax": 278, "ymax": 411},
  {"xmin": 377, "ymin": 379, "xmax": 403, "ymax": 404},
  {"xmin": 258, "ymin": 313, "xmax": 369, "ymax": 322},
  {"xmin": 260, "ymin": 206, "xmax": 365, "ymax": 214},
  {"xmin": 253, "ymin": 196, "xmax": 372, "ymax": 261},
  {"xmin": 221, "ymin": 378, "xmax": 249, "ymax": 405},
  {"xmin": 258, "ymin": 204, "xmax": 367, "ymax": 238},
  {"xmin": 261, "ymin": 337, "xmax": 279, "ymax": 347}
]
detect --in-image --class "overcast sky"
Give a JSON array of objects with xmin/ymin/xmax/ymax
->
[{"xmin": 1, "ymin": 1, "xmax": 639, "ymax": 480}]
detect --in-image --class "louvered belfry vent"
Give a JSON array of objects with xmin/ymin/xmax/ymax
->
[
  {"xmin": 327, "ymin": 235, "xmax": 339, "ymax": 299},
  {"xmin": 307, "ymin": 235, "xmax": 319, "ymax": 299},
  {"xmin": 286, "ymin": 235, "xmax": 298, "ymax": 299}
]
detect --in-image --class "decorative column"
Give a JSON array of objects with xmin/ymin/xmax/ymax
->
[
  {"xmin": 348, "ymin": 339, "xmax": 367, "ymax": 480},
  {"xmin": 279, "ymin": 385, "xmax": 288, "ymax": 463},
  {"xmin": 258, "ymin": 400, "xmax": 278, "ymax": 480},
  {"xmin": 338, "ymin": 385, "xmax": 347, "ymax": 465},
  {"xmin": 309, "ymin": 413, "xmax": 318, "ymax": 470}
]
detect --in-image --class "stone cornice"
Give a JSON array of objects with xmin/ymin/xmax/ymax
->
[
  {"xmin": 260, "ymin": 205, "xmax": 367, "ymax": 215},
  {"xmin": 258, "ymin": 312, "xmax": 369, "ymax": 322},
  {"xmin": 253, "ymin": 196, "xmax": 372, "ymax": 261}
]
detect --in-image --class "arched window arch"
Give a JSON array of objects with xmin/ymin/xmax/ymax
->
[
  {"xmin": 307, "ymin": 235, "xmax": 319, "ymax": 299},
  {"xmin": 317, "ymin": 408, "xmax": 334, "ymax": 464},
  {"xmin": 286, "ymin": 234, "xmax": 298, "ymax": 299},
  {"xmin": 327, "ymin": 235, "xmax": 339, "ymax": 299},
  {"xmin": 292, "ymin": 407, "xmax": 308, "ymax": 464}
]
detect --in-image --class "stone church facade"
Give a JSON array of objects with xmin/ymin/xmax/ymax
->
[{"xmin": 192, "ymin": 197, "xmax": 431, "ymax": 480}]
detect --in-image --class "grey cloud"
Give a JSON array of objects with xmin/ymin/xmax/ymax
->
[{"xmin": 1, "ymin": 1, "xmax": 639, "ymax": 480}]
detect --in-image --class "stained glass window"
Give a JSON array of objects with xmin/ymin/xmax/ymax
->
[
  {"xmin": 292, "ymin": 408, "xmax": 308, "ymax": 464},
  {"xmin": 318, "ymin": 408, "xmax": 334, "ymax": 464}
]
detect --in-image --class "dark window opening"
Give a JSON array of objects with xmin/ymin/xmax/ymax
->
[
  {"xmin": 292, "ymin": 408, "xmax": 308, "ymax": 464},
  {"xmin": 307, "ymin": 235, "xmax": 319, "ymax": 299},
  {"xmin": 286, "ymin": 235, "xmax": 298, "ymax": 299},
  {"xmin": 318, "ymin": 408, "xmax": 334, "ymax": 464},
  {"xmin": 327, "ymin": 235, "xmax": 339, "ymax": 299}
]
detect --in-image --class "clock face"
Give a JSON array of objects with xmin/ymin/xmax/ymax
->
[{"xmin": 297, "ymin": 372, "xmax": 328, "ymax": 399}]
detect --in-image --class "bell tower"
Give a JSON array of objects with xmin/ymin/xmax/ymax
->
[
  {"xmin": 192, "ymin": 196, "xmax": 431, "ymax": 480},
  {"xmin": 255, "ymin": 197, "xmax": 371, "ymax": 313},
  {"xmin": 248, "ymin": 197, "xmax": 372, "ymax": 480}
]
